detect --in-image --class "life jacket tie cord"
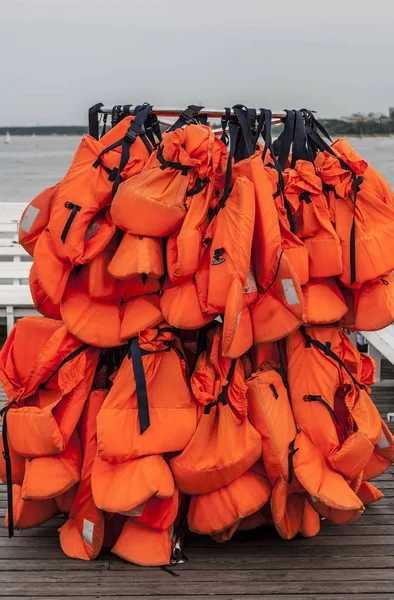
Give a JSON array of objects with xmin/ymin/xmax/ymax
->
[
  {"xmin": 303, "ymin": 395, "xmax": 341, "ymax": 425},
  {"xmin": 301, "ymin": 328, "xmax": 365, "ymax": 389},
  {"xmin": 156, "ymin": 146, "xmax": 191, "ymax": 176},
  {"xmin": 61, "ymin": 202, "xmax": 81, "ymax": 244},
  {"xmin": 0, "ymin": 399, "xmax": 17, "ymax": 538},
  {"xmin": 204, "ymin": 359, "xmax": 237, "ymax": 415},
  {"xmin": 287, "ymin": 438, "xmax": 299, "ymax": 485},
  {"xmin": 37, "ymin": 344, "xmax": 89, "ymax": 391}
]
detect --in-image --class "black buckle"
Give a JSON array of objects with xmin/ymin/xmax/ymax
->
[{"xmin": 179, "ymin": 107, "xmax": 197, "ymax": 125}]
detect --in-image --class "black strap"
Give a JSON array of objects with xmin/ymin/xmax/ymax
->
[
  {"xmin": 100, "ymin": 113, "xmax": 108, "ymax": 139},
  {"xmin": 156, "ymin": 145, "xmax": 191, "ymax": 176},
  {"xmin": 197, "ymin": 114, "xmax": 209, "ymax": 126},
  {"xmin": 273, "ymin": 110, "xmax": 296, "ymax": 171},
  {"xmin": 122, "ymin": 105, "xmax": 132, "ymax": 118},
  {"xmin": 303, "ymin": 395, "xmax": 341, "ymax": 425},
  {"xmin": 214, "ymin": 118, "xmax": 239, "ymax": 213},
  {"xmin": 277, "ymin": 341, "xmax": 289, "ymax": 391},
  {"xmin": 88, "ymin": 103, "xmax": 104, "ymax": 140},
  {"xmin": 288, "ymin": 438, "xmax": 299, "ymax": 484},
  {"xmin": 38, "ymin": 344, "xmax": 89, "ymax": 391},
  {"xmin": 270, "ymin": 383, "xmax": 279, "ymax": 399},
  {"xmin": 129, "ymin": 338, "xmax": 150, "ymax": 435},
  {"xmin": 0, "ymin": 400, "xmax": 17, "ymax": 538},
  {"xmin": 61, "ymin": 202, "xmax": 81, "ymax": 244},
  {"xmin": 186, "ymin": 177, "xmax": 209, "ymax": 197},
  {"xmin": 168, "ymin": 105, "xmax": 203, "ymax": 132},
  {"xmin": 111, "ymin": 105, "xmax": 123, "ymax": 127},
  {"xmin": 232, "ymin": 105, "xmax": 255, "ymax": 161},
  {"xmin": 256, "ymin": 108, "xmax": 273, "ymax": 161},
  {"xmin": 291, "ymin": 110, "xmax": 312, "ymax": 167},
  {"xmin": 220, "ymin": 108, "xmax": 231, "ymax": 145},
  {"xmin": 204, "ymin": 359, "xmax": 237, "ymax": 414},
  {"xmin": 301, "ymin": 328, "xmax": 365, "ymax": 389}
]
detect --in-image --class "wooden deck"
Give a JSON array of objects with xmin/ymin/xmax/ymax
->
[{"xmin": 0, "ymin": 384, "xmax": 393, "ymax": 599}]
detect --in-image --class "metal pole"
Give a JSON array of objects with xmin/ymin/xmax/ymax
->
[{"xmin": 98, "ymin": 106, "xmax": 287, "ymax": 120}]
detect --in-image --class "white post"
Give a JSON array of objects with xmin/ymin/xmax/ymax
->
[
  {"xmin": 368, "ymin": 343, "xmax": 382, "ymax": 382},
  {"xmin": 6, "ymin": 305, "xmax": 14, "ymax": 335}
]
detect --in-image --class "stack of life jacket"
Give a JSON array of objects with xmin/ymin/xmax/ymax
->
[{"xmin": 0, "ymin": 102, "xmax": 393, "ymax": 566}]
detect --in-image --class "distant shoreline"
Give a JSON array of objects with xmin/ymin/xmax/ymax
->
[{"xmin": 1, "ymin": 120, "xmax": 394, "ymax": 137}]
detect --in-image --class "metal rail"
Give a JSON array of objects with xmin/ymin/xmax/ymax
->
[{"xmin": 98, "ymin": 106, "xmax": 287, "ymax": 119}]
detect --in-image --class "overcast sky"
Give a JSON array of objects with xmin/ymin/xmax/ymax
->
[{"xmin": 1, "ymin": 0, "xmax": 394, "ymax": 125}]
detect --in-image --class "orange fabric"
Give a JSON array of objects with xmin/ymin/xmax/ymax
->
[
  {"xmin": 112, "ymin": 124, "xmax": 226, "ymax": 238},
  {"xmin": 112, "ymin": 520, "xmax": 172, "ymax": 567},
  {"xmin": 315, "ymin": 138, "xmax": 394, "ymax": 287},
  {"xmin": 302, "ymin": 279, "xmax": 348, "ymax": 325},
  {"xmin": 59, "ymin": 390, "xmax": 107, "ymax": 561},
  {"xmin": 0, "ymin": 317, "xmax": 98, "ymax": 457},
  {"xmin": 19, "ymin": 184, "xmax": 58, "ymax": 256},
  {"xmin": 29, "ymin": 263, "xmax": 61, "ymax": 320},
  {"xmin": 108, "ymin": 233, "xmax": 164, "ymax": 280},
  {"xmin": 171, "ymin": 326, "xmax": 261, "ymax": 494},
  {"xmin": 97, "ymin": 326, "xmax": 196, "ymax": 460}
]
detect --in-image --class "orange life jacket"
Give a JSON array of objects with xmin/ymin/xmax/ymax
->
[
  {"xmin": 18, "ymin": 183, "xmax": 58, "ymax": 256},
  {"xmin": 59, "ymin": 389, "xmax": 107, "ymax": 561},
  {"xmin": 97, "ymin": 325, "xmax": 196, "ymax": 460},
  {"xmin": 170, "ymin": 325, "xmax": 261, "ymax": 494}
]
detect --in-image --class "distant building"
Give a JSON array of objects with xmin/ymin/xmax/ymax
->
[{"xmin": 341, "ymin": 110, "xmax": 389, "ymax": 123}]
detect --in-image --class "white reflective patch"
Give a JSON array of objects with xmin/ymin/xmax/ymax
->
[
  {"xmin": 310, "ymin": 496, "xmax": 319, "ymax": 503},
  {"xmin": 20, "ymin": 205, "xmax": 40, "ymax": 233},
  {"xmin": 84, "ymin": 219, "xmax": 100, "ymax": 242},
  {"xmin": 282, "ymin": 278, "xmax": 300, "ymax": 306},
  {"xmin": 244, "ymin": 267, "xmax": 258, "ymax": 294},
  {"xmin": 119, "ymin": 502, "xmax": 146, "ymax": 517},
  {"xmin": 377, "ymin": 430, "xmax": 391, "ymax": 449},
  {"xmin": 82, "ymin": 519, "xmax": 94, "ymax": 545}
]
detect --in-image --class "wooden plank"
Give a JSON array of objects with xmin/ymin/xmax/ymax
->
[
  {"xmin": 4, "ymin": 597, "xmax": 394, "ymax": 600},
  {"xmin": 1, "ymin": 580, "xmax": 394, "ymax": 596}
]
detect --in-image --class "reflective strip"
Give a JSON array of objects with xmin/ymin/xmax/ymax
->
[
  {"xmin": 82, "ymin": 519, "xmax": 94, "ymax": 545},
  {"xmin": 119, "ymin": 502, "xmax": 146, "ymax": 517},
  {"xmin": 282, "ymin": 278, "xmax": 300, "ymax": 305},
  {"xmin": 243, "ymin": 267, "xmax": 258, "ymax": 294},
  {"xmin": 377, "ymin": 429, "xmax": 391, "ymax": 449},
  {"xmin": 20, "ymin": 205, "xmax": 40, "ymax": 233}
]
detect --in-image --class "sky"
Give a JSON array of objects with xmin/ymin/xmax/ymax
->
[{"xmin": 1, "ymin": 0, "xmax": 394, "ymax": 126}]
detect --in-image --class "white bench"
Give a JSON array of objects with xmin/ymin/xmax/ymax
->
[{"xmin": 0, "ymin": 203, "xmax": 36, "ymax": 334}]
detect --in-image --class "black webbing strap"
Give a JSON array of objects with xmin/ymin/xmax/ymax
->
[
  {"xmin": 61, "ymin": 202, "xmax": 81, "ymax": 243},
  {"xmin": 111, "ymin": 103, "xmax": 153, "ymax": 196},
  {"xmin": 270, "ymin": 383, "xmax": 279, "ymax": 399},
  {"xmin": 111, "ymin": 105, "xmax": 123, "ymax": 127},
  {"xmin": 232, "ymin": 104, "xmax": 256, "ymax": 160},
  {"xmin": 213, "ymin": 118, "xmax": 239, "ymax": 213},
  {"xmin": 129, "ymin": 338, "xmax": 150, "ymax": 435},
  {"xmin": 197, "ymin": 114, "xmax": 209, "ymax": 126},
  {"xmin": 301, "ymin": 328, "xmax": 365, "ymax": 389},
  {"xmin": 288, "ymin": 438, "xmax": 299, "ymax": 484},
  {"xmin": 0, "ymin": 399, "xmax": 17, "ymax": 537},
  {"xmin": 255, "ymin": 108, "xmax": 273, "ymax": 161},
  {"xmin": 220, "ymin": 107, "xmax": 231, "ymax": 145},
  {"xmin": 88, "ymin": 103, "xmax": 104, "ymax": 140},
  {"xmin": 156, "ymin": 145, "xmax": 191, "ymax": 176},
  {"xmin": 168, "ymin": 105, "xmax": 204, "ymax": 132},
  {"xmin": 100, "ymin": 113, "xmax": 108, "ymax": 139},
  {"xmin": 277, "ymin": 341, "xmax": 289, "ymax": 391},
  {"xmin": 144, "ymin": 114, "xmax": 162, "ymax": 149},
  {"xmin": 204, "ymin": 359, "xmax": 237, "ymax": 414},
  {"xmin": 304, "ymin": 395, "xmax": 341, "ymax": 425},
  {"xmin": 186, "ymin": 177, "xmax": 209, "ymax": 197},
  {"xmin": 38, "ymin": 344, "xmax": 89, "ymax": 391},
  {"xmin": 291, "ymin": 110, "xmax": 312, "ymax": 167},
  {"xmin": 273, "ymin": 110, "xmax": 296, "ymax": 171}
]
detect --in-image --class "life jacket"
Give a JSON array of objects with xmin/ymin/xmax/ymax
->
[
  {"xmin": 0, "ymin": 317, "xmax": 99, "ymax": 458},
  {"xmin": 341, "ymin": 273, "xmax": 394, "ymax": 331},
  {"xmin": 108, "ymin": 233, "xmax": 165, "ymax": 281},
  {"xmin": 246, "ymin": 365, "xmax": 309, "ymax": 539},
  {"xmin": 29, "ymin": 263, "xmax": 62, "ymax": 320},
  {"xmin": 46, "ymin": 105, "xmax": 153, "ymax": 266},
  {"xmin": 60, "ymin": 250, "xmax": 162, "ymax": 347},
  {"xmin": 6, "ymin": 485, "xmax": 76, "ymax": 531},
  {"xmin": 96, "ymin": 325, "xmax": 196, "ymax": 460},
  {"xmin": 59, "ymin": 389, "xmax": 107, "ymax": 561},
  {"xmin": 18, "ymin": 183, "xmax": 58, "ymax": 256},
  {"xmin": 302, "ymin": 278, "xmax": 348, "ymax": 325},
  {"xmin": 310, "ymin": 131, "xmax": 394, "ymax": 287},
  {"xmin": 170, "ymin": 326, "xmax": 261, "ymax": 494},
  {"xmin": 111, "ymin": 115, "xmax": 226, "ymax": 239},
  {"xmin": 160, "ymin": 277, "xmax": 215, "ymax": 330},
  {"xmin": 187, "ymin": 461, "xmax": 271, "ymax": 538},
  {"xmin": 91, "ymin": 454, "xmax": 175, "ymax": 514},
  {"xmin": 111, "ymin": 520, "xmax": 173, "ymax": 567},
  {"xmin": 286, "ymin": 326, "xmax": 394, "ymax": 481}
]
